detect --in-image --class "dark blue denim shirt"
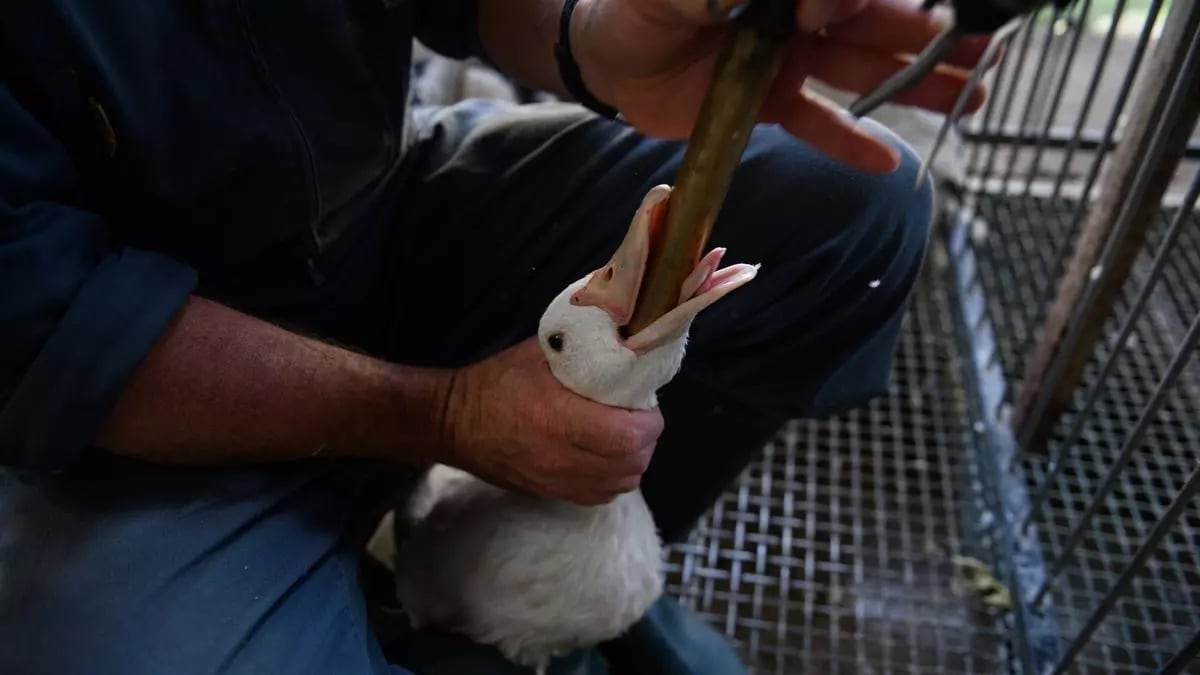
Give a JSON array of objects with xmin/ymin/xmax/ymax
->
[{"xmin": 0, "ymin": 1, "xmax": 480, "ymax": 472}]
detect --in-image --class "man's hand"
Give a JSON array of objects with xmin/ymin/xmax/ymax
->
[
  {"xmin": 99, "ymin": 299, "xmax": 658, "ymax": 506},
  {"xmin": 566, "ymin": 0, "xmax": 992, "ymax": 172},
  {"xmin": 441, "ymin": 338, "xmax": 664, "ymax": 505}
]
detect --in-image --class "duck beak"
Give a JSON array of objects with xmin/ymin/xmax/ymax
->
[
  {"xmin": 570, "ymin": 185, "xmax": 672, "ymax": 326},
  {"xmin": 571, "ymin": 184, "xmax": 758, "ymax": 355},
  {"xmin": 624, "ymin": 249, "xmax": 758, "ymax": 354}
]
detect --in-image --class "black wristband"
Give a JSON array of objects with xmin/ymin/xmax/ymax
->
[{"xmin": 554, "ymin": 0, "xmax": 619, "ymax": 118}]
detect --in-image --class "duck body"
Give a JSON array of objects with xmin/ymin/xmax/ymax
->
[{"xmin": 395, "ymin": 186, "xmax": 758, "ymax": 671}]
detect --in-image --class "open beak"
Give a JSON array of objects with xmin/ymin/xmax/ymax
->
[{"xmin": 571, "ymin": 184, "xmax": 759, "ymax": 354}]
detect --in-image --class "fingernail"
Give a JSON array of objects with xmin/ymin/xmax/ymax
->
[{"xmin": 881, "ymin": 146, "xmax": 902, "ymax": 173}]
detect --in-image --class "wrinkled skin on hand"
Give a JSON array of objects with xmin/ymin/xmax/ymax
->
[
  {"xmin": 572, "ymin": 0, "xmax": 995, "ymax": 172},
  {"xmin": 442, "ymin": 339, "xmax": 664, "ymax": 505}
]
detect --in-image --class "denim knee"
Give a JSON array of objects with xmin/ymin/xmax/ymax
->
[{"xmin": 686, "ymin": 120, "xmax": 934, "ymax": 419}]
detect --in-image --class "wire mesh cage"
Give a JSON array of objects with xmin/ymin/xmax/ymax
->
[
  {"xmin": 666, "ymin": 1, "xmax": 1200, "ymax": 673},
  {"xmin": 949, "ymin": 0, "xmax": 1200, "ymax": 671},
  {"xmin": 403, "ymin": 4, "xmax": 1200, "ymax": 671}
]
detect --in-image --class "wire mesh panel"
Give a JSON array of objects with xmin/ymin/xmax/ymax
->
[
  {"xmin": 961, "ymin": 0, "xmax": 1196, "ymax": 198},
  {"xmin": 665, "ymin": 271, "xmax": 1012, "ymax": 675},
  {"xmin": 395, "ymin": 18, "xmax": 1200, "ymax": 674},
  {"xmin": 664, "ymin": 1, "xmax": 1200, "ymax": 669},
  {"xmin": 950, "ymin": 0, "xmax": 1200, "ymax": 671}
]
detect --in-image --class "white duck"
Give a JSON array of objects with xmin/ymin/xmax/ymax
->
[{"xmin": 394, "ymin": 184, "xmax": 758, "ymax": 672}]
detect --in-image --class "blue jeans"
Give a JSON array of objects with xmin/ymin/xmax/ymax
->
[{"xmin": 0, "ymin": 101, "xmax": 931, "ymax": 674}]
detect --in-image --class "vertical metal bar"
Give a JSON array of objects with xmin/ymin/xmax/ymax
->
[
  {"xmin": 1021, "ymin": 0, "xmax": 1098, "ymax": 199},
  {"xmin": 1032, "ymin": 309, "xmax": 1200, "ymax": 605},
  {"xmin": 999, "ymin": 7, "xmax": 1061, "ymax": 192},
  {"xmin": 1009, "ymin": 0, "xmax": 1152, "ymax": 389},
  {"xmin": 1022, "ymin": 166, "xmax": 1200, "ymax": 530},
  {"xmin": 1046, "ymin": 0, "xmax": 1157, "ymax": 200},
  {"xmin": 963, "ymin": 21, "xmax": 1018, "ymax": 181},
  {"xmin": 1049, "ymin": 462, "xmax": 1200, "ymax": 675},
  {"xmin": 1035, "ymin": 0, "xmax": 1163, "ymax": 283},
  {"xmin": 1158, "ymin": 628, "xmax": 1200, "ymax": 675},
  {"xmin": 1002, "ymin": 10, "xmax": 1066, "ymax": 273},
  {"xmin": 1013, "ymin": 2, "xmax": 1200, "ymax": 452},
  {"xmin": 976, "ymin": 17, "xmax": 1040, "ymax": 190}
]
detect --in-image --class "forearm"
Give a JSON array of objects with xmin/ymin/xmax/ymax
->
[
  {"xmin": 475, "ymin": 0, "xmax": 696, "ymax": 115},
  {"xmin": 95, "ymin": 296, "xmax": 452, "ymax": 465},
  {"xmin": 476, "ymin": 0, "xmax": 621, "ymax": 103},
  {"xmin": 475, "ymin": 0, "xmax": 565, "ymax": 96}
]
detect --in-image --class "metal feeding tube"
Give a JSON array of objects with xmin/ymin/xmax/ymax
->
[{"xmin": 626, "ymin": 0, "xmax": 795, "ymax": 336}]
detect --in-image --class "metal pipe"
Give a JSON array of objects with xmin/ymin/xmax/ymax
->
[
  {"xmin": 1027, "ymin": 0, "xmax": 1160, "ymax": 326},
  {"xmin": 1013, "ymin": 1, "xmax": 1200, "ymax": 452},
  {"xmin": 1032, "ymin": 308, "xmax": 1200, "ymax": 606},
  {"xmin": 1023, "ymin": 165, "xmax": 1200, "ymax": 532},
  {"xmin": 627, "ymin": 0, "xmax": 793, "ymax": 335},
  {"xmin": 966, "ymin": 123, "xmax": 1200, "ymax": 157},
  {"xmin": 1049, "ymin": 461, "xmax": 1200, "ymax": 675},
  {"xmin": 1040, "ymin": 0, "xmax": 1163, "ymax": 277}
]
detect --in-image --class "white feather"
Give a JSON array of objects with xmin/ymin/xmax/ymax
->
[
  {"xmin": 395, "ymin": 276, "xmax": 679, "ymax": 670},
  {"xmin": 396, "ymin": 213, "xmax": 757, "ymax": 669}
]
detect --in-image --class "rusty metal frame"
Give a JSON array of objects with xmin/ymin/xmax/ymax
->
[{"xmin": 1011, "ymin": 0, "xmax": 1200, "ymax": 453}]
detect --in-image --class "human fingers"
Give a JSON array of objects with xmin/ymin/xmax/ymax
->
[
  {"xmin": 790, "ymin": 39, "xmax": 988, "ymax": 114},
  {"xmin": 762, "ymin": 86, "xmax": 900, "ymax": 172},
  {"xmin": 560, "ymin": 397, "xmax": 664, "ymax": 462},
  {"xmin": 824, "ymin": 0, "xmax": 992, "ymax": 69}
]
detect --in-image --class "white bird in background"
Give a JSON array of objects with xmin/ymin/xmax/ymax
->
[{"xmin": 394, "ymin": 185, "xmax": 759, "ymax": 673}]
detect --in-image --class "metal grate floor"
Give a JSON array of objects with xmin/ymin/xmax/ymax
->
[
  {"xmin": 665, "ymin": 193, "xmax": 1200, "ymax": 674},
  {"xmin": 967, "ymin": 193, "xmax": 1200, "ymax": 674},
  {"xmin": 664, "ymin": 263, "xmax": 1014, "ymax": 675}
]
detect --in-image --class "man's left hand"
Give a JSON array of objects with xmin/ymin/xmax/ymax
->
[{"xmin": 570, "ymin": 0, "xmax": 993, "ymax": 173}]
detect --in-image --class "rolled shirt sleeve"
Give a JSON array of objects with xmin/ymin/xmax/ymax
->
[{"xmin": 0, "ymin": 81, "xmax": 196, "ymax": 473}]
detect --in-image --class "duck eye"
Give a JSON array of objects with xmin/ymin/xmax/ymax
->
[{"xmin": 547, "ymin": 332, "xmax": 564, "ymax": 352}]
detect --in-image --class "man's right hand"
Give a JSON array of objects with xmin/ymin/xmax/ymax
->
[
  {"xmin": 95, "ymin": 297, "xmax": 659, "ymax": 505},
  {"xmin": 439, "ymin": 338, "xmax": 664, "ymax": 506}
]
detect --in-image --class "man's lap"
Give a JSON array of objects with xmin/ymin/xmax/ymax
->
[
  {"xmin": 383, "ymin": 100, "xmax": 929, "ymax": 419},
  {"xmin": 0, "ymin": 457, "xmax": 413, "ymax": 674},
  {"xmin": 0, "ymin": 100, "xmax": 931, "ymax": 674}
]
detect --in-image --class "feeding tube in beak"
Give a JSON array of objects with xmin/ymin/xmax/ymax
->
[
  {"xmin": 572, "ymin": 184, "xmax": 758, "ymax": 354},
  {"xmin": 570, "ymin": 185, "xmax": 671, "ymax": 326}
]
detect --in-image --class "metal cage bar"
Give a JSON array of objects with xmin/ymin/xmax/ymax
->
[
  {"xmin": 414, "ymin": 18, "xmax": 1200, "ymax": 674},
  {"xmin": 1049, "ymin": 462, "xmax": 1200, "ymax": 675},
  {"xmin": 948, "ymin": 0, "xmax": 1200, "ymax": 673},
  {"xmin": 1159, "ymin": 628, "xmax": 1200, "ymax": 675},
  {"xmin": 1031, "ymin": 0, "xmax": 1168, "ymax": 298},
  {"xmin": 1022, "ymin": 165, "xmax": 1200, "ymax": 528},
  {"xmin": 1013, "ymin": 0, "xmax": 1200, "ymax": 451},
  {"xmin": 1032, "ymin": 308, "xmax": 1200, "ymax": 605}
]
